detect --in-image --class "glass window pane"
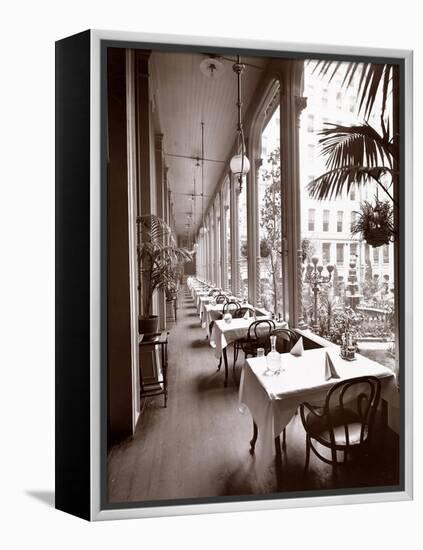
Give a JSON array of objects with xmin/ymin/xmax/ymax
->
[
  {"xmin": 239, "ymin": 181, "xmax": 248, "ymax": 299},
  {"xmin": 225, "ymin": 180, "xmax": 231, "ymax": 291},
  {"xmin": 258, "ymin": 106, "xmax": 283, "ymax": 314},
  {"xmin": 298, "ymin": 59, "xmax": 397, "ymax": 374}
]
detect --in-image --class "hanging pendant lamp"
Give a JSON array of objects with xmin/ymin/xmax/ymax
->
[
  {"xmin": 230, "ymin": 55, "xmax": 250, "ymax": 190},
  {"xmin": 199, "ymin": 121, "xmax": 208, "ymax": 235}
]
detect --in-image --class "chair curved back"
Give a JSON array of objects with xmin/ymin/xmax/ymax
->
[
  {"xmin": 247, "ymin": 319, "xmax": 276, "ymax": 341},
  {"xmin": 301, "ymin": 375, "xmax": 381, "ymax": 463},
  {"xmin": 208, "ymin": 288, "xmax": 221, "ymax": 296},
  {"xmin": 222, "ymin": 301, "xmax": 241, "ymax": 314},
  {"xmin": 233, "ymin": 306, "xmax": 255, "ymax": 319},
  {"xmin": 270, "ymin": 328, "xmax": 299, "ymax": 353},
  {"xmin": 325, "ymin": 376, "xmax": 381, "ymax": 446},
  {"xmin": 214, "ymin": 294, "xmax": 227, "ymax": 304}
]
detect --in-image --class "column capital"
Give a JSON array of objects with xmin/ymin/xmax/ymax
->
[
  {"xmin": 295, "ymin": 96, "xmax": 308, "ymax": 115},
  {"xmin": 155, "ymin": 133, "xmax": 164, "ymax": 151}
]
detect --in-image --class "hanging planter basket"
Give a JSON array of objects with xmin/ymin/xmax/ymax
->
[{"xmin": 351, "ymin": 199, "xmax": 395, "ymax": 248}]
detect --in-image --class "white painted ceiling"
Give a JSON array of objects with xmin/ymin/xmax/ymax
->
[{"xmin": 150, "ymin": 51, "xmax": 270, "ymax": 239}]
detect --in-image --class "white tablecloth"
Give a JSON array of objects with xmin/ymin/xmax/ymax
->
[
  {"xmin": 211, "ymin": 317, "xmax": 288, "ymax": 358},
  {"xmin": 238, "ymin": 347, "xmax": 397, "ymax": 463},
  {"xmin": 202, "ymin": 301, "xmax": 254, "ymax": 331},
  {"xmin": 197, "ymin": 295, "xmax": 213, "ymax": 317}
]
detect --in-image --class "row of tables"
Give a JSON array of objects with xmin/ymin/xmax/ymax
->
[
  {"xmin": 187, "ymin": 277, "xmax": 398, "ymax": 469},
  {"xmin": 188, "ymin": 276, "xmax": 287, "ymax": 386}
]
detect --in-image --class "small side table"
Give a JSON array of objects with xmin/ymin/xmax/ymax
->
[{"xmin": 139, "ymin": 331, "xmax": 169, "ymax": 407}]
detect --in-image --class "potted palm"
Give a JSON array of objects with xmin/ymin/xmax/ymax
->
[
  {"xmin": 137, "ymin": 214, "xmax": 191, "ymax": 334},
  {"xmin": 350, "ymin": 199, "xmax": 394, "ymax": 247}
]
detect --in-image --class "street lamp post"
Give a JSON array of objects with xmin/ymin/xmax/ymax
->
[{"xmin": 305, "ymin": 255, "xmax": 334, "ymax": 333}]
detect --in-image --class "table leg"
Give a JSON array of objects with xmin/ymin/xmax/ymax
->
[
  {"xmin": 222, "ymin": 348, "xmax": 229, "ymax": 387},
  {"xmin": 275, "ymin": 435, "xmax": 283, "ymax": 489},
  {"xmin": 249, "ymin": 421, "xmax": 258, "ymax": 455}
]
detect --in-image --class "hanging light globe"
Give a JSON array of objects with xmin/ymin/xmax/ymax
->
[{"xmin": 230, "ymin": 153, "xmax": 250, "ymax": 178}]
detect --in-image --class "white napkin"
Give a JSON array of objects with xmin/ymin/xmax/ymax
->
[
  {"xmin": 243, "ymin": 311, "xmax": 249, "ymax": 320},
  {"xmin": 324, "ymin": 351, "xmax": 340, "ymax": 380},
  {"xmin": 290, "ymin": 336, "xmax": 304, "ymax": 357}
]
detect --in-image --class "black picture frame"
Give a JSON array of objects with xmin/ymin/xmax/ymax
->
[{"xmin": 55, "ymin": 29, "xmax": 413, "ymax": 521}]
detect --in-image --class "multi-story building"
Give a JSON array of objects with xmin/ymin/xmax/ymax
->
[
  {"xmin": 299, "ymin": 64, "xmax": 394, "ymax": 293},
  {"xmin": 259, "ymin": 63, "xmax": 394, "ymax": 301}
]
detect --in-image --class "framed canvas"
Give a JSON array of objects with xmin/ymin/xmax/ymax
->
[{"xmin": 55, "ymin": 29, "xmax": 413, "ymax": 521}]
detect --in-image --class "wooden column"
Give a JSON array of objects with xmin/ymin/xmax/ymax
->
[
  {"xmin": 106, "ymin": 47, "xmax": 134, "ymax": 443},
  {"xmin": 392, "ymin": 64, "xmax": 400, "ymax": 379},
  {"xmin": 134, "ymin": 49, "xmax": 152, "ymax": 318},
  {"xmin": 220, "ymin": 189, "xmax": 228, "ymax": 290},
  {"xmin": 247, "ymin": 156, "xmax": 262, "ymax": 306},
  {"xmin": 214, "ymin": 202, "xmax": 221, "ymax": 287},
  {"xmin": 163, "ymin": 167, "xmax": 169, "ymax": 225},
  {"xmin": 155, "ymin": 133, "xmax": 166, "ymax": 330},
  {"xmin": 134, "ymin": 50, "xmax": 152, "ymax": 217},
  {"xmin": 278, "ymin": 59, "xmax": 306, "ymax": 327}
]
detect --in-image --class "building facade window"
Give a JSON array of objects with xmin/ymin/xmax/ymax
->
[
  {"xmin": 373, "ymin": 246, "xmax": 379, "ymax": 264},
  {"xmin": 349, "ymin": 186, "xmax": 356, "ymax": 200},
  {"xmin": 308, "ymin": 208, "xmax": 315, "ymax": 231},
  {"xmin": 323, "ymin": 209, "xmax": 330, "ymax": 232},
  {"xmin": 337, "ymin": 210, "xmax": 343, "ymax": 232},
  {"xmin": 383, "ymin": 244, "xmax": 389, "ymax": 263}
]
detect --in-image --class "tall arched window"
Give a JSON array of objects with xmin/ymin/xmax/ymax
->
[
  {"xmin": 258, "ymin": 106, "xmax": 283, "ymax": 315},
  {"xmin": 239, "ymin": 180, "xmax": 248, "ymax": 299}
]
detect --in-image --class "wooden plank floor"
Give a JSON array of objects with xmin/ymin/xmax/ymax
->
[{"xmin": 107, "ymin": 286, "xmax": 400, "ymax": 504}]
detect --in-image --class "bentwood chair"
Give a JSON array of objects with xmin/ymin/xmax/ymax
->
[
  {"xmin": 234, "ymin": 319, "xmax": 276, "ymax": 372},
  {"xmin": 222, "ymin": 301, "xmax": 241, "ymax": 315},
  {"xmin": 208, "ymin": 288, "xmax": 221, "ymax": 297},
  {"xmin": 300, "ymin": 376, "xmax": 381, "ymax": 468},
  {"xmin": 270, "ymin": 328, "xmax": 299, "ymax": 354},
  {"xmin": 214, "ymin": 294, "xmax": 228, "ymax": 304},
  {"xmin": 232, "ymin": 307, "xmax": 256, "ymax": 364}
]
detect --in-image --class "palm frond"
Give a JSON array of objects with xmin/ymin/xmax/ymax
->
[
  {"xmin": 312, "ymin": 61, "xmax": 393, "ymax": 119},
  {"xmin": 308, "ymin": 165, "xmax": 395, "ymax": 201},
  {"xmin": 137, "ymin": 213, "xmax": 175, "ymax": 244},
  {"xmin": 318, "ymin": 122, "xmax": 393, "ymax": 170}
]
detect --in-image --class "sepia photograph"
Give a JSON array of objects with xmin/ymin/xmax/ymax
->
[{"xmin": 104, "ymin": 41, "xmax": 404, "ymax": 509}]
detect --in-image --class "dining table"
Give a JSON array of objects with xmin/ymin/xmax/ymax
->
[
  {"xmin": 201, "ymin": 300, "xmax": 253, "ymax": 332},
  {"xmin": 211, "ymin": 316, "xmax": 288, "ymax": 386},
  {"xmin": 238, "ymin": 346, "xmax": 398, "ymax": 469}
]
